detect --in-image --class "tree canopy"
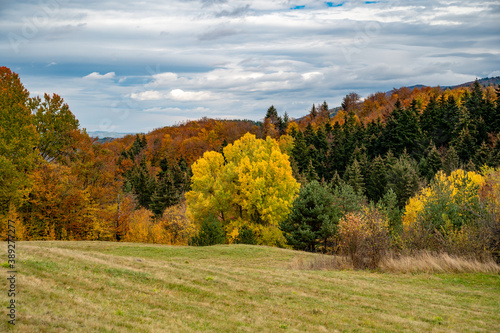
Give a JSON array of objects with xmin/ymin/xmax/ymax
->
[{"xmin": 186, "ymin": 133, "xmax": 300, "ymax": 246}]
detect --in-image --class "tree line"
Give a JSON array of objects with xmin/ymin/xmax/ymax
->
[{"xmin": 1, "ymin": 66, "xmax": 499, "ymax": 264}]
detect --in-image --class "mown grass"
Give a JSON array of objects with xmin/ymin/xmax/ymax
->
[{"xmin": 1, "ymin": 241, "xmax": 499, "ymax": 332}]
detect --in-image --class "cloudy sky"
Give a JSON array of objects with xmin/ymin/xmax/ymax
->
[{"xmin": 1, "ymin": 0, "xmax": 499, "ymax": 133}]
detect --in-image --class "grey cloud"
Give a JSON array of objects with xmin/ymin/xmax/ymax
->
[
  {"xmin": 198, "ymin": 27, "xmax": 240, "ymax": 41},
  {"xmin": 201, "ymin": 0, "xmax": 228, "ymax": 8},
  {"xmin": 215, "ymin": 5, "xmax": 250, "ymax": 17}
]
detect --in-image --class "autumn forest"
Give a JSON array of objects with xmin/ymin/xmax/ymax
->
[{"xmin": 2, "ymin": 66, "xmax": 500, "ymax": 267}]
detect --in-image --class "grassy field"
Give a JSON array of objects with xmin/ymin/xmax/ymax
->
[{"xmin": 1, "ymin": 241, "xmax": 499, "ymax": 332}]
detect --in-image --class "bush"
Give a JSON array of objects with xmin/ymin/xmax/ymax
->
[
  {"xmin": 402, "ymin": 169, "xmax": 487, "ymax": 253},
  {"xmin": 190, "ymin": 215, "xmax": 226, "ymax": 246},
  {"xmin": 401, "ymin": 168, "xmax": 500, "ymax": 261},
  {"xmin": 337, "ymin": 208, "xmax": 390, "ymax": 269}
]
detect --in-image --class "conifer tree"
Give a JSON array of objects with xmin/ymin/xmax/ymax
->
[
  {"xmin": 280, "ymin": 181, "xmax": 338, "ymax": 252},
  {"xmin": 366, "ymin": 155, "xmax": 387, "ymax": 203},
  {"xmin": 130, "ymin": 158, "xmax": 156, "ymax": 209},
  {"xmin": 454, "ymin": 127, "xmax": 476, "ymax": 163},
  {"xmin": 386, "ymin": 152, "xmax": 420, "ymax": 208},
  {"xmin": 473, "ymin": 141, "xmax": 492, "ymax": 167},
  {"xmin": 291, "ymin": 130, "xmax": 309, "ymax": 173},
  {"xmin": 309, "ymin": 104, "xmax": 317, "ymax": 119},
  {"xmin": 420, "ymin": 144, "xmax": 442, "ymax": 181},
  {"xmin": 443, "ymin": 146, "xmax": 460, "ymax": 174},
  {"xmin": 344, "ymin": 159, "xmax": 365, "ymax": 195}
]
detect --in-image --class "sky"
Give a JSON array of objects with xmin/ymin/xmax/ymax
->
[{"xmin": 1, "ymin": 0, "xmax": 499, "ymax": 133}]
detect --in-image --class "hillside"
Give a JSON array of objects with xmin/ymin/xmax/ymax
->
[{"xmin": 2, "ymin": 242, "xmax": 499, "ymax": 332}]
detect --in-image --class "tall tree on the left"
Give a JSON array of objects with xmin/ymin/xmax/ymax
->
[
  {"xmin": 30, "ymin": 93, "xmax": 80, "ymax": 163},
  {"xmin": 0, "ymin": 67, "xmax": 38, "ymax": 216}
]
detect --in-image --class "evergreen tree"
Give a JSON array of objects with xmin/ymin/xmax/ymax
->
[
  {"xmin": 380, "ymin": 100, "xmax": 423, "ymax": 157},
  {"xmin": 280, "ymin": 181, "xmax": 338, "ymax": 252},
  {"xmin": 420, "ymin": 96, "xmax": 439, "ymax": 140},
  {"xmin": 343, "ymin": 159, "xmax": 365, "ymax": 195},
  {"xmin": 473, "ymin": 141, "xmax": 492, "ymax": 167},
  {"xmin": 305, "ymin": 159, "xmax": 319, "ymax": 183},
  {"xmin": 491, "ymin": 137, "xmax": 500, "ymax": 166},
  {"xmin": 443, "ymin": 146, "xmax": 460, "ymax": 174},
  {"xmin": 265, "ymin": 105, "xmax": 279, "ymax": 124},
  {"xmin": 309, "ymin": 104, "xmax": 317, "ymax": 119},
  {"xmin": 150, "ymin": 174, "xmax": 179, "ymax": 217},
  {"xmin": 492, "ymin": 86, "xmax": 500, "ymax": 133},
  {"xmin": 465, "ymin": 80, "xmax": 484, "ymax": 119},
  {"xmin": 437, "ymin": 95, "xmax": 460, "ymax": 147},
  {"xmin": 291, "ymin": 130, "xmax": 309, "ymax": 173},
  {"xmin": 419, "ymin": 144, "xmax": 442, "ymax": 181},
  {"xmin": 386, "ymin": 152, "xmax": 420, "ymax": 208},
  {"xmin": 377, "ymin": 188, "xmax": 401, "ymax": 235},
  {"xmin": 304, "ymin": 123, "xmax": 315, "ymax": 146},
  {"xmin": 190, "ymin": 215, "xmax": 226, "ymax": 246},
  {"xmin": 130, "ymin": 158, "xmax": 156, "ymax": 209},
  {"xmin": 454, "ymin": 127, "xmax": 476, "ymax": 163},
  {"xmin": 329, "ymin": 170, "xmax": 343, "ymax": 190},
  {"xmin": 366, "ymin": 155, "xmax": 387, "ymax": 203}
]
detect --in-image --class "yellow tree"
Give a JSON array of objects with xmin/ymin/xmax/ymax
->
[{"xmin": 186, "ymin": 133, "xmax": 300, "ymax": 246}]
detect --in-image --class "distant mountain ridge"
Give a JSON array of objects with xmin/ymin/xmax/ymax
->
[
  {"xmin": 409, "ymin": 76, "xmax": 500, "ymax": 91},
  {"xmin": 88, "ymin": 131, "xmax": 133, "ymax": 139}
]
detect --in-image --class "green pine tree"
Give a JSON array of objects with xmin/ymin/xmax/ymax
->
[
  {"xmin": 344, "ymin": 159, "xmax": 365, "ymax": 195},
  {"xmin": 366, "ymin": 155, "xmax": 387, "ymax": 203},
  {"xmin": 280, "ymin": 181, "xmax": 339, "ymax": 252}
]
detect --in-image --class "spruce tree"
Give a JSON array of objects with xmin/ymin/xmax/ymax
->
[
  {"xmin": 130, "ymin": 158, "xmax": 156, "ymax": 209},
  {"xmin": 291, "ymin": 131, "xmax": 309, "ymax": 173},
  {"xmin": 443, "ymin": 146, "xmax": 460, "ymax": 174},
  {"xmin": 190, "ymin": 215, "xmax": 226, "ymax": 246},
  {"xmin": 421, "ymin": 144, "xmax": 442, "ymax": 181},
  {"xmin": 454, "ymin": 127, "xmax": 476, "ymax": 163},
  {"xmin": 366, "ymin": 155, "xmax": 387, "ymax": 203},
  {"xmin": 386, "ymin": 153, "xmax": 420, "ymax": 208},
  {"xmin": 280, "ymin": 181, "xmax": 338, "ymax": 252},
  {"xmin": 473, "ymin": 141, "xmax": 492, "ymax": 167},
  {"xmin": 343, "ymin": 159, "xmax": 365, "ymax": 195}
]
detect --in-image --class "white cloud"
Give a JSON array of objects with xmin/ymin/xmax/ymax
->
[
  {"xmin": 129, "ymin": 90, "xmax": 164, "ymax": 100},
  {"xmin": 168, "ymin": 89, "xmax": 214, "ymax": 101},
  {"xmin": 144, "ymin": 106, "xmax": 210, "ymax": 113},
  {"xmin": 83, "ymin": 72, "xmax": 116, "ymax": 80}
]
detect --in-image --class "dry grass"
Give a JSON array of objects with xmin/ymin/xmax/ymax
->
[
  {"xmin": 289, "ymin": 254, "xmax": 349, "ymax": 270},
  {"xmin": 289, "ymin": 250, "xmax": 500, "ymax": 274},
  {"xmin": 0, "ymin": 241, "xmax": 499, "ymax": 332},
  {"xmin": 380, "ymin": 251, "xmax": 500, "ymax": 274}
]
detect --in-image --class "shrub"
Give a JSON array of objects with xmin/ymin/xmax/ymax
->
[
  {"xmin": 337, "ymin": 208, "xmax": 390, "ymax": 269},
  {"xmin": 401, "ymin": 168, "xmax": 500, "ymax": 260}
]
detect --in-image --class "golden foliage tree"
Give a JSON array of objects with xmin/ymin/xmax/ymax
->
[{"xmin": 186, "ymin": 133, "xmax": 300, "ymax": 246}]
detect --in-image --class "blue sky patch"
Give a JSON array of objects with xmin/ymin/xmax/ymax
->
[
  {"xmin": 325, "ymin": 2, "xmax": 344, "ymax": 7},
  {"xmin": 290, "ymin": 5, "xmax": 306, "ymax": 10}
]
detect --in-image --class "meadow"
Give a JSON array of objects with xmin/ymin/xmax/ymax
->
[{"xmin": 1, "ymin": 241, "xmax": 499, "ymax": 332}]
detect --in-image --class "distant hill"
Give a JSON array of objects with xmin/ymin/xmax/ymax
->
[
  {"xmin": 88, "ymin": 131, "xmax": 133, "ymax": 139},
  {"xmin": 446, "ymin": 76, "xmax": 500, "ymax": 89}
]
